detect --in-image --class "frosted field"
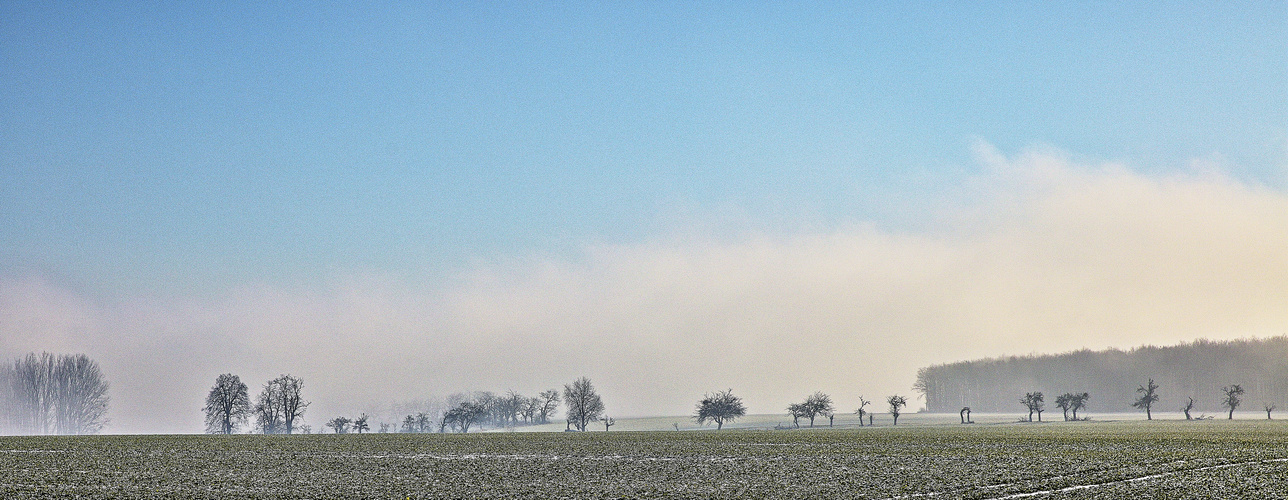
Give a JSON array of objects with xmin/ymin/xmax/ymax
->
[{"xmin": 3, "ymin": 418, "xmax": 1287, "ymax": 499}]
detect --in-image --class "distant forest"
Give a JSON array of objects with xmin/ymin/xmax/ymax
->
[{"xmin": 914, "ymin": 337, "xmax": 1288, "ymax": 415}]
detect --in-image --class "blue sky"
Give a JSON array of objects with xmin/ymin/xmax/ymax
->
[
  {"xmin": 4, "ymin": 2, "xmax": 1283, "ymax": 294},
  {"xmin": 1, "ymin": 2, "xmax": 1286, "ymax": 432}
]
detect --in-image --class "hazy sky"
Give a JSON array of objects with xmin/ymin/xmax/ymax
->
[{"xmin": 2, "ymin": 2, "xmax": 1285, "ymax": 433}]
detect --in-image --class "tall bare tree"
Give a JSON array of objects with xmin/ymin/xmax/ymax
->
[
  {"xmin": 204, "ymin": 373, "xmax": 250, "ymax": 434},
  {"xmin": 563, "ymin": 376, "xmax": 604, "ymax": 432},
  {"xmin": 275, "ymin": 375, "xmax": 308, "ymax": 434},
  {"xmin": 1133, "ymin": 378, "xmax": 1159, "ymax": 420},
  {"xmin": 255, "ymin": 381, "xmax": 284, "ymax": 434},
  {"xmin": 254, "ymin": 375, "xmax": 309, "ymax": 434},
  {"xmin": 1, "ymin": 353, "xmax": 110, "ymax": 435}
]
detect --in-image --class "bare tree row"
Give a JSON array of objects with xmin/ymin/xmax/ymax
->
[{"xmin": 0, "ymin": 352, "xmax": 110, "ymax": 435}]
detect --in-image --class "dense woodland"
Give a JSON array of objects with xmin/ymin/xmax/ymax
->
[{"xmin": 915, "ymin": 337, "xmax": 1288, "ymax": 414}]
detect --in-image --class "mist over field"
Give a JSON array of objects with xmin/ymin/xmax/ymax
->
[
  {"xmin": 3, "ymin": 147, "xmax": 1285, "ymax": 433},
  {"xmin": 1, "ymin": 3, "xmax": 1284, "ymax": 434}
]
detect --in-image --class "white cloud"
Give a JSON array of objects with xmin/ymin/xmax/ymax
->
[{"xmin": 2, "ymin": 144, "xmax": 1285, "ymax": 432}]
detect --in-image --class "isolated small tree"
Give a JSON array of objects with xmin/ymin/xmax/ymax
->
[
  {"xmin": 1070, "ymin": 392, "xmax": 1090, "ymax": 420},
  {"xmin": 601, "ymin": 416, "xmax": 615, "ymax": 431},
  {"xmin": 1055, "ymin": 393, "xmax": 1073, "ymax": 421},
  {"xmin": 204, "ymin": 374, "xmax": 250, "ymax": 435},
  {"xmin": 1020, "ymin": 392, "xmax": 1045, "ymax": 422},
  {"xmin": 1264, "ymin": 403, "xmax": 1276, "ymax": 420},
  {"xmin": 563, "ymin": 377, "xmax": 605, "ymax": 432},
  {"xmin": 1181, "ymin": 397, "xmax": 1195, "ymax": 420},
  {"xmin": 887, "ymin": 395, "xmax": 907, "ymax": 425},
  {"xmin": 804, "ymin": 392, "xmax": 834, "ymax": 428},
  {"xmin": 326, "ymin": 416, "xmax": 351, "ymax": 434},
  {"xmin": 378, "ymin": 422, "xmax": 391, "ymax": 433},
  {"xmin": 787, "ymin": 403, "xmax": 808, "ymax": 428},
  {"xmin": 694, "ymin": 389, "xmax": 747, "ymax": 430},
  {"xmin": 1066, "ymin": 391, "xmax": 1087, "ymax": 420},
  {"xmin": 353, "ymin": 413, "xmax": 370, "ymax": 434},
  {"xmin": 854, "ymin": 397, "xmax": 871, "ymax": 427},
  {"xmin": 1132, "ymin": 378, "xmax": 1160, "ymax": 420},
  {"xmin": 1222, "ymin": 385, "xmax": 1245, "ymax": 419}
]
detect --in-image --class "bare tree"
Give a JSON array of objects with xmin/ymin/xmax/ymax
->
[
  {"xmin": 1265, "ymin": 403, "xmax": 1276, "ymax": 420},
  {"xmin": 1132, "ymin": 378, "xmax": 1159, "ymax": 420},
  {"xmin": 809, "ymin": 392, "xmax": 833, "ymax": 427},
  {"xmin": 787, "ymin": 402, "xmax": 808, "ymax": 428},
  {"xmin": 693, "ymin": 389, "xmax": 747, "ymax": 430},
  {"xmin": 353, "ymin": 413, "xmax": 370, "ymax": 434},
  {"xmin": 275, "ymin": 375, "xmax": 308, "ymax": 434},
  {"xmin": 887, "ymin": 395, "xmax": 907, "ymax": 425},
  {"xmin": 1020, "ymin": 392, "xmax": 1045, "ymax": 422},
  {"xmin": 326, "ymin": 416, "xmax": 351, "ymax": 434},
  {"xmin": 254, "ymin": 383, "xmax": 283, "ymax": 434},
  {"xmin": 600, "ymin": 416, "xmax": 615, "ymax": 431},
  {"xmin": 563, "ymin": 377, "xmax": 605, "ymax": 432},
  {"xmin": 253, "ymin": 375, "xmax": 309, "ymax": 434},
  {"xmin": 1055, "ymin": 393, "xmax": 1073, "ymax": 421},
  {"xmin": 444, "ymin": 401, "xmax": 487, "ymax": 433},
  {"xmin": 1055, "ymin": 392, "xmax": 1090, "ymax": 421},
  {"xmin": 1070, "ymin": 392, "xmax": 1090, "ymax": 420},
  {"xmin": 51, "ymin": 354, "xmax": 110, "ymax": 435},
  {"xmin": 2, "ymin": 353, "xmax": 110, "ymax": 435},
  {"xmin": 204, "ymin": 374, "xmax": 250, "ymax": 435},
  {"xmin": 1182, "ymin": 397, "xmax": 1195, "ymax": 420},
  {"xmin": 536, "ymin": 389, "xmax": 560, "ymax": 424},
  {"xmin": 519, "ymin": 397, "xmax": 538, "ymax": 424},
  {"xmin": 791, "ymin": 392, "xmax": 833, "ymax": 428},
  {"xmin": 854, "ymin": 397, "xmax": 871, "ymax": 427},
  {"xmin": 1222, "ymin": 385, "xmax": 1245, "ymax": 419}
]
